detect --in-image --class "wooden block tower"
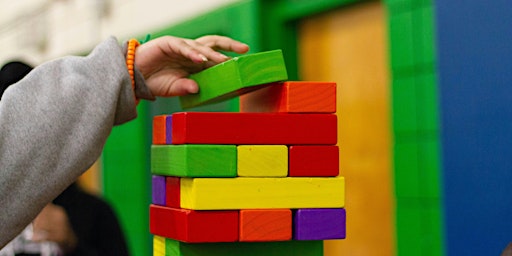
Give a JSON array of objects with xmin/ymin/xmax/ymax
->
[{"xmin": 150, "ymin": 50, "xmax": 345, "ymax": 256}]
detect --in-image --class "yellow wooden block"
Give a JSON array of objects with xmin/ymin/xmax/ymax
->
[
  {"xmin": 153, "ymin": 236, "xmax": 165, "ymax": 256},
  {"xmin": 180, "ymin": 177, "xmax": 344, "ymax": 210},
  {"xmin": 237, "ymin": 145, "xmax": 288, "ymax": 177}
]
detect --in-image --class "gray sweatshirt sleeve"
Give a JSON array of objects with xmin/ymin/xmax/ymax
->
[{"xmin": 0, "ymin": 36, "xmax": 150, "ymax": 247}]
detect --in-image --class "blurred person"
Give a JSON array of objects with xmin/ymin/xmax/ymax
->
[
  {"xmin": 0, "ymin": 183, "xmax": 130, "ymax": 256},
  {"xmin": 0, "ymin": 61, "xmax": 130, "ymax": 255},
  {"xmin": 0, "ymin": 35, "xmax": 249, "ymax": 248}
]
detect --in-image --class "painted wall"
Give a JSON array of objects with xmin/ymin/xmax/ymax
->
[{"xmin": 436, "ymin": 0, "xmax": 512, "ymax": 255}]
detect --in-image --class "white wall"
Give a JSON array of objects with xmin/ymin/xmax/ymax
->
[{"xmin": 0, "ymin": 0, "xmax": 241, "ymax": 65}]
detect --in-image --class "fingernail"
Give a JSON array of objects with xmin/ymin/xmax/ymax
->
[{"xmin": 199, "ymin": 54, "xmax": 208, "ymax": 62}]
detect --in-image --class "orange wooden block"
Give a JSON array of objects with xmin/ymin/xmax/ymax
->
[
  {"xmin": 239, "ymin": 81, "xmax": 337, "ymax": 113},
  {"xmin": 239, "ymin": 209, "xmax": 292, "ymax": 242},
  {"xmin": 153, "ymin": 115, "xmax": 171, "ymax": 145}
]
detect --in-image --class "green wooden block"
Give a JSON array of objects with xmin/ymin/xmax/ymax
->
[
  {"xmin": 384, "ymin": 0, "xmax": 432, "ymax": 13},
  {"xmin": 418, "ymin": 137, "xmax": 442, "ymax": 198},
  {"xmin": 151, "ymin": 145, "xmax": 237, "ymax": 177},
  {"xmin": 396, "ymin": 198, "xmax": 444, "ymax": 256},
  {"xmin": 395, "ymin": 137, "xmax": 442, "ymax": 199},
  {"xmin": 388, "ymin": 9, "xmax": 415, "ymax": 72},
  {"xmin": 395, "ymin": 198, "xmax": 424, "ymax": 256},
  {"xmin": 420, "ymin": 0, "xmax": 433, "ymax": 7},
  {"xmin": 394, "ymin": 141, "xmax": 420, "ymax": 198},
  {"xmin": 416, "ymin": 72, "xmax": 439, "ymax": 132},
  {"xmin": 392, "ymin": 75, "xmax": 418, "ymax": 133},
  {"xmin": 179, "ymin": 50, "xmax": 288, "ymax": 109},
  {"xmin": 422, "ymin": 198, "xmax": 445, "ymax": 256},
  {"xmin": 413, "ymin": 4, "xmax": 436, "ymax": 66},
  {"xmin": 385, "ymin": 0, "xmax": 414, "ymax": 14},
  {"xmin": 158, "ymin": 238, "xmax": 323, "ymax": 256}
]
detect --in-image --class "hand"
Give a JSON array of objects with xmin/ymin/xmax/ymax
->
[
  {"xmin": 32, "ymin": 203, "xmax": 77, "ymax": 253},
  {"xmin": 134, "ymin": 35, "xmax": 249, "ymax": 97}
]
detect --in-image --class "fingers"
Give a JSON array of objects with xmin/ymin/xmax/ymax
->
[
  {"xmin": 194, "ymin": 35, "xmax": 249, "ymax": 63},
  {"xmin": 157, "ymin": 35, "xmax": 249, "ymax": 67},
  {"xmin": 182, "ymin": 38, "xmax": 231, "ymax": 64},
  {"xmin": 169, "ymin": 78, "xmax": 199, "ymax": 96},
  {"xmin": 150, "ymin": 77, "xmax": 199, "ymax": 97},
  {"xmin": 196, "ymin": 35, "xmax": 249, "ymax": 53},
  {"xmin": 189, "ymin": 35, "xmax": 249, "ymax": 64},
  {"xmin": 161, "ymin": 36, "xmax": 212, "ymax": 64}
]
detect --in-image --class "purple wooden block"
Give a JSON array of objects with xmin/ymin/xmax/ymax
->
[
  {"xmin": 294, "ymin": 208, "xmax": 346, "ymax": 240},
  {"xmin": 152, "ymin": 175, "xmax": 166, "ymax": 205},
  {"xmin": 165, "ymin": 115, "xmax": 173, "ymax": 144}
]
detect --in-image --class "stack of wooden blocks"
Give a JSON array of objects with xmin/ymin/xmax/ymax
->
[{"xmin": 150, "ymin": 50, "xmax": 345, "ymax": 256}]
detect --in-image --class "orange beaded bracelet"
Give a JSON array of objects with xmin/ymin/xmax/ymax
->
[{"xmin": 126, "ymin": 38, "xmax": 140, "ymax": 104}]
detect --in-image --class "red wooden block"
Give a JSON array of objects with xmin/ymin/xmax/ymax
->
[
  {"xmin": 240, "ymin": 209, "xmax": 292, "ymax": 242},
  {"xmin": 170, "ymin": 112, "xmax": 337, "ymax": 145},
  {"xmin": 165, "ymin": 177, "xmax": 180, "ymax": 208},
  {"xmin": 289, "ymin": 146, "xmax": 340, "ymax": 177},
  {"xmin": 149, "ymin": 204, "xmax": 239, "ymax": 243},
  {"xmin": 239, "ymin": 81, "xmax": 337, "ymax": 113}
]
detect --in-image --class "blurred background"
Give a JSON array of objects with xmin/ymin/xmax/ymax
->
[
  {"xmin": 1, "ymin": 0, "xmax": 511, "ymax": 256},
  {"xmin": 0, "ymin": 0, "xmax": 239, "ymax": 63}
]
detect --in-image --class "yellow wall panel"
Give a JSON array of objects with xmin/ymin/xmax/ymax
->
[{"xmin": 298, "ymin": 1, "xmax": 395, "ymax": 255}]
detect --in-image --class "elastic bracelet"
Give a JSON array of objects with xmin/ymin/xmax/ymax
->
[{"xmin": 126, "ymin": 38, "xmax": 140, "ymax": 104}]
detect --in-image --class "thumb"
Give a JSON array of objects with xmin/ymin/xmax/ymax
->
[{"xmin": 152, "ymin": 78, "xmax": 199, "ymax": 97}]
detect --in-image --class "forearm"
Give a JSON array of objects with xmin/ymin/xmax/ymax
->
[{"xmin": 0, "ymin": 36, "xmax": 143, "ymax": 248}]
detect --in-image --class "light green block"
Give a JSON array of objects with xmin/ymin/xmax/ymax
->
[
  {"xmin": 179, "ymin": 50, "xmax": 288, "ymax": 109},
  {"xmin": 151, "ymin": 145, "xmax": 237, "ymax": 177},
  {"xmin": 155, "ymin": 237, "xmax": 323, "ymax": 256}
]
